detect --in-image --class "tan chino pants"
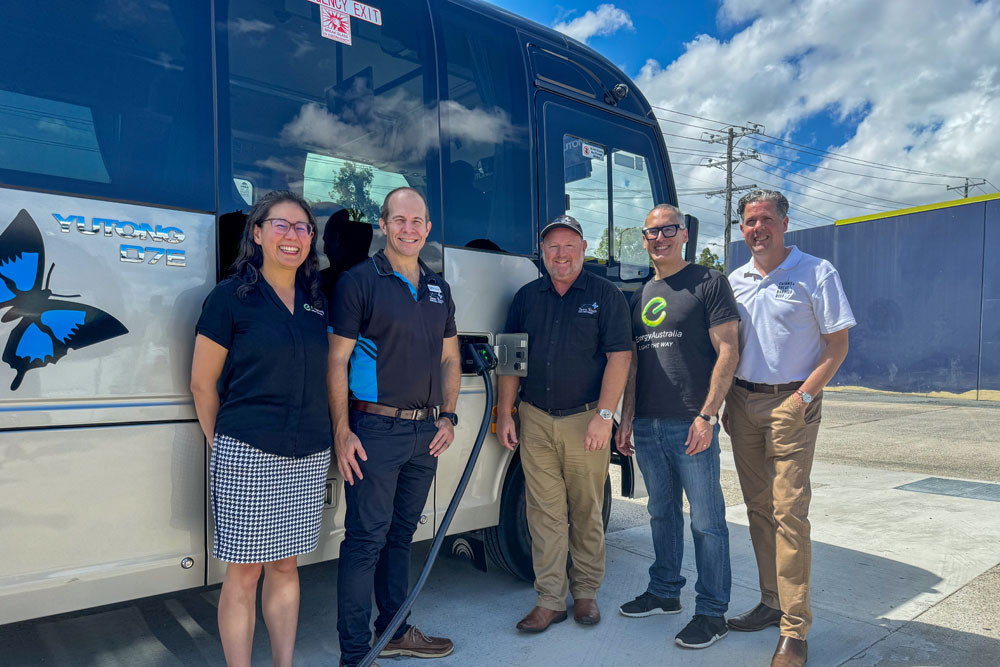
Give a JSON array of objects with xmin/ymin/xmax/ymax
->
[
  {"xmin": 726, "ymin": 383, "xmax": 823, "ymax": 640},
  {"xmin": 518, "ymin": 402, "xmax": 611, "ymax": 611}
]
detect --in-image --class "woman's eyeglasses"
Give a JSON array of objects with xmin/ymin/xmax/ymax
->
[{"xmin": 264, "ymin": 218, "xmax": 314, "ymax": 237}]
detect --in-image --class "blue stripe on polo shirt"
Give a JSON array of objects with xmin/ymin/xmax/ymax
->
[
  {"xmin": 349, "ymin": 335, "xmax": 378, "ymax": 401},
  {"xmin": 393, "ymin": 271, "xmax": 418, "ymax": 302}
]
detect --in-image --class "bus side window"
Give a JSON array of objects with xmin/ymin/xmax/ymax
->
[
  {"xmin": 0, "ymin": 4, "xmax": 213, "ymax": 212},
  {"xmin": 436, "ymin": 4, "xmax": 532, "ymax": 255},
  {"xmin": 220, "ymin": 0, "xmax": 441, "ymax": 270}
]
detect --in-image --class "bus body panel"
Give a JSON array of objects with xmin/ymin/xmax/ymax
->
[
  {"xmin": 439, "ymin": 248, "xmax": 539, "ymax": 534},
  {"xmin": 0, "ymin": 422, "xmax": 205, "ymax": 625}
]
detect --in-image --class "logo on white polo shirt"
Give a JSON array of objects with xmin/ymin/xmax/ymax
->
[{"xmin": 775, "ymin": 281, "xmax": 795, "ymax": 300}]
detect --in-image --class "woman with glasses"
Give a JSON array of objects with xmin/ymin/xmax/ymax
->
[{"xmin": 190, "ymin": 190, "xmax": 332, "ymax": 667}]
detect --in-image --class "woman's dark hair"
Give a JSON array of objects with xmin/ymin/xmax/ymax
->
[{"xmin": 230, "ymin": 190, "xmax": 323, "ymax": 308}]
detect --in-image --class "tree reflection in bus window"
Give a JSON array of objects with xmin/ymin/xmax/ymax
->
[
  {"xmin": 563, "ymin": 135, "xmax": 610, "ymax": 263},
  {"xmin": 612, "ymin": 148, "xmax": 656, "ymax": 277}
]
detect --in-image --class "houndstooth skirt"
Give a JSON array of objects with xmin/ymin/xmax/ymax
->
[{"xmin": 210, "ymin": 434, "xmax": 331, "ymax": 564}]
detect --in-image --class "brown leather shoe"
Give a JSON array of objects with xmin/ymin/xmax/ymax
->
[
  {"xmin": 515, "ymin": 606, "xmax": 568, "ymax": 633},
  {"xmin": 771, "ymin": 636, "xmax": 807, "ymax": 667},
  {"xmin": 378, "ymin": 626, "xmax": 453, "ymax": 659},
  {"xmin": 573, "ymin": 598, "xmax": 601, "ymax": 625},
  {"xmin": 727, "ymin": 602, "xmax": 783, "ymax": 632}
]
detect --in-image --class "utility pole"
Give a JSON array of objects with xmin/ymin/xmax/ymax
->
[
  {"xmin": 704, "ymin": 123, "xmax": 763, "ymax": 272},
  {"xmin": 947, "ymin": 178, "xmax": 986, "ymax": 199}
]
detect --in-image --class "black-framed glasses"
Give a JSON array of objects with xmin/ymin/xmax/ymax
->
[
  {"xmin": 264, "ymin": 218, "xmax": 314, "ymax": 237},
  {"xmin": 641, "ymin": 224, "xmax": 681, "ymax": 240}
]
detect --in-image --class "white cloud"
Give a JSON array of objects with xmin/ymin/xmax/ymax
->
[
  {"xmin": 554, "ymin": 4, "xmax": 634, "ymax": 44},
  {"xmin": 633, "ymin": 0, "xmax": 1000, "ymax": 249}
]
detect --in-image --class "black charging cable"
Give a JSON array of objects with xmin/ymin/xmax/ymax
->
[{"xmin": 357, "ymin": 342, "xmax": 498, "ymax": 667}]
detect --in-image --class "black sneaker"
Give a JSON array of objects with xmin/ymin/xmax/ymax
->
[
  {"xmin": 675, "ymin": 614, "xmax": 728, "ymax": 649},
  {"xmin": 619, "ymin": 591, "xmax": 682, "ymax": 617}
]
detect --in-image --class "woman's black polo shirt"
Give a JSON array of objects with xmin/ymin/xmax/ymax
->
[
  {"xmin": 196, "ymin": 277, "xmax": 332, "ymax": 458},
  {"xmin": 328, "ymin": 250, "xmax": 457, "ymax": 410}
]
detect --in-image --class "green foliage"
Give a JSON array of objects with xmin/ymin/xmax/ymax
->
[
  {"xmin": 330, "ymin": 161, "xmax": 380, "ymax": 224},
  {"xmin": 697, "ymin": 246, "xmax": 724, "ymax": 272}
]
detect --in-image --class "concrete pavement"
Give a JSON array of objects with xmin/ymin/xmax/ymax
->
[{"xmin": 3, "ymin": 391, "xmax": 1000, "ymax": 666}]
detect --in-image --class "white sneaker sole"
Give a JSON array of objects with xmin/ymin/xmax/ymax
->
[
  {"xmin": 619, "ymin": 607, "xmax": 682, "ymax": 618},
  {"xmin": 674, "ymin": 630, "xmax": 728, "ymax": 649}
]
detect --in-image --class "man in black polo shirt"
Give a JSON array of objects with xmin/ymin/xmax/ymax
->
[
  {"xmin": 328, "ymin": 187, "xmax": 461, "ymax": 666},
  {"xmin": 496, "ymin": 215, "xmax": 632, "ymax": 633}
]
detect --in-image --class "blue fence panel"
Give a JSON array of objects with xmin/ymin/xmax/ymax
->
[{"xmin": 979, "ymin": 198, "xmax": 1000, "ymax": 398}]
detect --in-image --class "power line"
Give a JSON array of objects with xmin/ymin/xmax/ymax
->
[
  {"xmin": 743, "ymin": 161, "xmax": 894, "ymax": 210},
  {"xmin": 753, "ymin": 149, "xmax": 952, "ymax": 186},
  {"xmin": 755, "ymin": 155, "xmax": 915, "ymax": 207}
]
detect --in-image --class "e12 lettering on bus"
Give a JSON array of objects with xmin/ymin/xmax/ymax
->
[{"xmin": 52, "ymin": 213, "xmax": 187, "ymax": 267}]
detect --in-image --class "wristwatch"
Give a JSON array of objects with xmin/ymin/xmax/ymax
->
[
  {"xmin": 598, "ymin": 408, "xmax": 614, "ymax": 421},
  {"xmin": 439, "ymin": 411, "xmax": 459, "ymax": 426},
  {"xmin": 795, "ymin": 390, "xmax": 814, "ymax": 404},
  {"xmin": 698, "ymin": 413, "xmax": 719, "ymax": 426}
]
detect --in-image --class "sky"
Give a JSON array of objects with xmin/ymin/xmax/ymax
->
[{"xmin": 487, "ymin": 0, "xmax": 1000, "ymax": 253}]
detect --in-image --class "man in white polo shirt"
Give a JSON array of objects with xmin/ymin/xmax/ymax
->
[{"xmin": 723, "ymin": 190, "xmax": 855, "ymax": 667}]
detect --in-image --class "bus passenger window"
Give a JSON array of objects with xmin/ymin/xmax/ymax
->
[
  {"xmin": 0, "ymin": 4, "xmax": 213, "ymax": 211},
  {"xmin": 438, "ymin": 4, "xmax": 531, "ymax": 255},
  {"xmin": 563, "ymin": 135, "xmax": 610, "ymax": 263},
  {"xmin": 222, "ymin": 0, "xmax": 441, "ymax": 270}
]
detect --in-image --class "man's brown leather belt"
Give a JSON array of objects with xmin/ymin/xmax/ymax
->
[
  {"xmin": 352, "ymin": 400, "xmax": 437, "ymax": 421},
  {"xmin": 734, "ymin": 378, "xmax": 804, "ymax": 394}
]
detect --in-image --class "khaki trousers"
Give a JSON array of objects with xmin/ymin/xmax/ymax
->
[
  {"xmin": 519, "ymin": 402, "xmax": 610, "ymax": 611},
  {"xmin": 726, "ymin": 384, "xmax": 822, "ymax": 640}
]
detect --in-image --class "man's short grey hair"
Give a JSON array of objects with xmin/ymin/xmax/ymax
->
[
  {"xmin": 648, "ymin": 203, "xmax": 686, "ymax": 229},
  {"xmin": 738, "ymin": 189, "xmax": 789, "ymax": 219}
]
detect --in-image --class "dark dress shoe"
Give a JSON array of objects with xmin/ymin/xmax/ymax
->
[
  {"xmin": 727, "ymin": 602, "xmax": 783, "ymax": 632},
  {"xmin": 516, "ymin": 606, "xmax": 568, "ymax": 633},
  {"xmin": 573, "ymin": 598, "xmax": 601, "ymax": 625},
  {"xmin": 771, "ymin": 636, "xmax": 807, "ymax": 667}
]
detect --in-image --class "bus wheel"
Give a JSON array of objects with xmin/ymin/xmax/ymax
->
[{"xmin": 484, "ymin": 456, "xmax": 614, "ymax": 583}]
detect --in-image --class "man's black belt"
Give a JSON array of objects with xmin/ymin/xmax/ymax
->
[
  {"xmin": 528, "ymin": 401, "xmax": 598, "ymax": 417},
  {"xmin": 352, "ymin": 400, "xmax": 437, "ymax": 421},
  {"xmin": 734, "ymin": 378, "xmax": 804, "ymax": 394}
]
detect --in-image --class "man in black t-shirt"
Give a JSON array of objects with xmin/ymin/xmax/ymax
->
[{"xmin": 615, "ymin": 204, "xmax": 740, "ymax": 650}]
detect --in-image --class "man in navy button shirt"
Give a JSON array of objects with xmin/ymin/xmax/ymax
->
[
  {"xmin": 328, "ymin": 187, "xmax": 460, "ymax": 666},
  {"xmin": 497, "ymin": 215, "xmax": 632, "ymax": 633}
]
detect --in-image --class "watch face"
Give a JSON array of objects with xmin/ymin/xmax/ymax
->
[{"xmin": 599, "ymin": 409, "xmax": 613, "ymax": 420}]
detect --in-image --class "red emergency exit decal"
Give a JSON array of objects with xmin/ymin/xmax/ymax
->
[
  {"xmin": 309, "ymin": 0, "xmax": 382, "ymax": 26},
  {"xmin": 321, "ymin": 6, "xmax": 352, "ymax": 45}
]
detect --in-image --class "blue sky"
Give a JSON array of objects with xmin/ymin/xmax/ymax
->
[{"xmin": 486, "ymin": 0, "xmax": 1000, "ymax": 251}]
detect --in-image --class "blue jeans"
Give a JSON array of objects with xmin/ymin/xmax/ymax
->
[{"xmin": 633, "ymin": 417, "xmax": 731, "ymax": 616}]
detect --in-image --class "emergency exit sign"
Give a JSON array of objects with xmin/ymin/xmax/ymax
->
[{"xmin": 308, "ymin": 0, "xmax": 383, "ymax": 26}]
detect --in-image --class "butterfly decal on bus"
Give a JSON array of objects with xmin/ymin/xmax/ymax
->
[{"xmin": 0, "ymin": 209, "xmax": 128, "ymax": 390}]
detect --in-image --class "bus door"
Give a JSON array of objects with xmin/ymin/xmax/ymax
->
[
  {"xmin": 535, "ymin": 90, "xmax": 665, "ymax": 496},
  {"xmin": 535, "ymin": 90, "xmax": 668, "ymax": 283}
]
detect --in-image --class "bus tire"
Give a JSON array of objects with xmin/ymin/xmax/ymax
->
[{"xmin": 484, "ymin": 456, "xmax": 614, "ymax": 583}]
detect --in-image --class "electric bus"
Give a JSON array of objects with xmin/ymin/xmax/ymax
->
[{"xmin": 0, "ymin": 0, "xmax": 693, "ymax": 624}]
